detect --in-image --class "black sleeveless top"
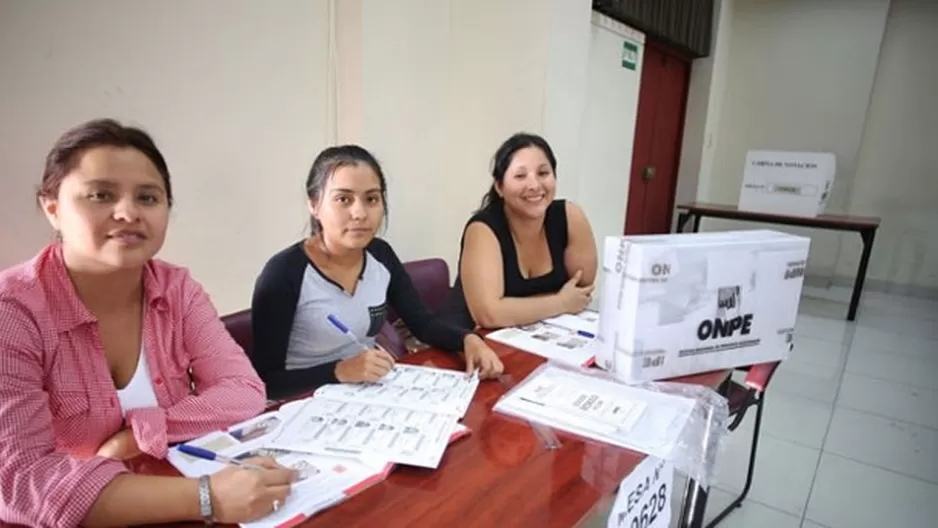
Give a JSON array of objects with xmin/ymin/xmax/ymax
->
[{"xmin": 440, "ymin": 199, "xmax": 569, "ymax": 328}]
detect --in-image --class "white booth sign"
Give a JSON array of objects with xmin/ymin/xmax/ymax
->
[
  {"xmin": 738, "ymin": 150, "xmax": 836, "ymax": 217},
  {"xmin": 609, "ymin": 456, "xmax": 674, "ymax": 528}
]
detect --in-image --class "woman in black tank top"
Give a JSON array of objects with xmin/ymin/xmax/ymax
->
[{"xmin": 441, "ymin": 133, "xmax": 598, "ymax": 329}]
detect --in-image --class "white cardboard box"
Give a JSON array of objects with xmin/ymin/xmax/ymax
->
[
  {"xmin": 595, "ymin": 230, "xmax": 810, "ymax": 383},
  {"xmin": 738, "ymin": 150, "xmax": 836, "ymax": 217}
]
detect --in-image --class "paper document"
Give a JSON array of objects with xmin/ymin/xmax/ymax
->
[
  {"xmin": 487, "ymin": 321, "xmax": 597, "ymax": 367},
  {"xmin": 313, "ymin": 364, "xmax": 479, "ymax": 418},
  {"xmin": 168, "ymin": 412, "xmax": 391, "ymax": 528},
  {"xmin": 272, "ymin": 398, "xmax": 459, "ymax": 469},
  {"xmin": 494, "ymin": 364, "xmax": 696, "ymax": 459},
  {"xmin": 543, "ymin": 309, "xmax": 600, "ymax": 336}
]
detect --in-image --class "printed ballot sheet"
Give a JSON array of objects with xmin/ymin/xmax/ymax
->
[
  {"xmin": 486, "ymin": 321, "xmax": 597, "ymax": 367},
  {"xmin": 313, "ymin": 364, "xmax": 479, "ymax": 418},
  {"xmin": 272, "ymin": 397, "xmax": 459, "ymax": 469},
  {"xmin": 494, "ymin": 364, "xmax": 697, "ymax": 459},
  {"xmin": 168, "ymin": 412, "xmax": 392, "ymax": 528}
]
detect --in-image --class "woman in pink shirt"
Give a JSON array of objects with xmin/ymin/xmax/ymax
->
[{"xmin": 0, "ymin": 119, "xmax": 296, "ymax": 527}]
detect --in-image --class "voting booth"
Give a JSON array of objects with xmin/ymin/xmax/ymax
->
[
  {"xmin": 737, "ymin": 150, "xmax": 836, "ymax": 217},
  {"xmin": 595, "ymin": 230, "xmax": 810, "ymax": 383}
]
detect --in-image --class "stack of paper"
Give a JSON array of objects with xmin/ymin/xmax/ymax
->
[
  {"xmin": 269, "ymin": 364, "xmax": 477, "ymax": 469},
  {"xmin": 493, "ymin": 363, "xmax": 696, "ymax": 460},
  {"xmin": 486, "ymin": 310, "xmax": 600, "ymax": 367},
  {"xmin": 168, "ymin": 364, "xmax": 477, "ymax": 526}
]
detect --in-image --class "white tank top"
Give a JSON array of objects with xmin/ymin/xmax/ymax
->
[{"xmin": 116, "ymin": 348, "xmax": 160, "ymax": 416}]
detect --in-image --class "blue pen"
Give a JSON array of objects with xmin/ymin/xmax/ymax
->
[
  {"xmin": 544, "ymin": 321, "xmax": 595, "ymax": 339},
  {"xmin": 177, "ymin": 444, "xmax": 267, "ymax": 470},
  {"xmin": 326, "ymin": 314, "xmax": 372, "ymax": 352}
]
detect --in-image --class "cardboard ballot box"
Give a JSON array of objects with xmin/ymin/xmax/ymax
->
[
  {"xmin": 738, "ymin": 150, "xmax": 836, "ymax": 217},
  {"xmin": 595, "ymin": 230, "xmax": 810, "ymax": 383}
]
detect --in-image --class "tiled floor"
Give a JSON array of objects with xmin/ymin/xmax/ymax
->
[
  {"xmin": 670, "ymin": 285, "xmax": 938, "ymax": 527},
  {"xmin": 586, "ymin": 285, "xmax": 938, "ymax": 527}
]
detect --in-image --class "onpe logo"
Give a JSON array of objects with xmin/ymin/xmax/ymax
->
[{"xmin": 697, "ymin": 314, "xmax": 754, "ymax": 340}]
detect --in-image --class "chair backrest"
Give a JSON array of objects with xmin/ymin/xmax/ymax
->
[
  {"xmin": 377, "ymin": 322, "xmax": 408, "ymax": 359},
  {"xmin": 221, "ymin": 308, "xmax": 253, "ymax": 358},
  {"xmin": 387, "ymin": 257, "xmax": 451, "ymax": 323}
]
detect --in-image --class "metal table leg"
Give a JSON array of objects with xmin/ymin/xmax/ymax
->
[
  {"xmin": 676, "ymin": 212, "xmax": 691, "ymax": 233},
  {"xmin": 678, "ymin": 479, "xmax": 709, "ymax": 528},
  {"xmin": 692, "ymin": 214, "xmax": 702, "ymax": 233},
  {"xmin": 847, "ymin": 228, "xmax": 877, "ymax": 321}
]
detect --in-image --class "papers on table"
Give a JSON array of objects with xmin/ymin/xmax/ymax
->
[
  {"xmin": 494, "ymin": 364, "xmax": 696, "ymax": 460},
  {"xmin": 168, "ymin": 412, "xmax": 392, "ymax": 528},
  {"xmin": 543, "ymin": 309, "xmax": 600, "ymax": 337},
  {"xmin": 269, "ymin": 364, "xmax": 478, "ymax": 469},
  {"xmin": 167, "ymin": 364, "xmax": 477, "ymax": 525},
  {"xmin": 312, "ymin": 364, "xmax": 479, "ymax": 417},
  {"xmin": 487, "ymin": 320, "xmax": 598, "ymax": 367},
  {"xmin": 271, "ymin": 397, "xmax": 459, "ymax": 469}
]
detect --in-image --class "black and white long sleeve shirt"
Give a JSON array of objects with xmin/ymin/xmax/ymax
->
[{"xmin": 250, "ymin": 238, "xmax": 470, "ymax": 399}]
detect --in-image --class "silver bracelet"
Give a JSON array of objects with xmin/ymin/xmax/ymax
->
[{"xmin": 198, "ymin": 475, "xmax": 214, "ymax": 526}]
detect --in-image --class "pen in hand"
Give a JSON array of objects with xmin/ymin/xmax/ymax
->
[
  {"xmin": 326, "ymin": 314, "xmax": 372, "ymax": 352},
  {"xmin": 177, "ymin": 444, "xmax": 268, "ymax": 471},
  {"xmin": 327, "ymin": 313, "xmax": 395, "ymax": 383}
]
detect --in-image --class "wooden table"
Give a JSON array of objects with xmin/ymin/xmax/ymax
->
[
  {"xmin": 137, "ymin": 342, "xmax": 729, "ymax": 528},
  {"xmin": 674, "ymin": 201, "xmax": 881, "ymax": 321}
]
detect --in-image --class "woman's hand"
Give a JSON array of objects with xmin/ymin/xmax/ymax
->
[
  {"xmin": 462, "ymin": 334, "xmax": 504, "ymax": 379},
  {"xmin": 96, "ymin": 428, "xmax": 143, "ymax": 460},
  {"xmin": 556, "ymin": 270, "xmax": 594, "ymax": 314},
  {"xmin": 210, "ymin": 457, "xmax": 298, "ymax": 523},
  {"xmin": 335, "ymin": 348, "xmax": 396, "ymax": 383}
]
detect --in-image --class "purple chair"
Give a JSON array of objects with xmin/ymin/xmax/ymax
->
[
  {"xmin": 378, "ymin": 257, "xmax": 451, "ymax": 358},
  {"xmin": 221, "ymin": 308, "xmax": 253, "ymax": 358}
]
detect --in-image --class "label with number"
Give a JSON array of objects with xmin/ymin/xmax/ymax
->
[{"xmin": 608, "ymin": 457, "xmax": 673, "ymax": 528}]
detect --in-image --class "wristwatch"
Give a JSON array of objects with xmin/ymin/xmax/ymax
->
[{"xmin": 198, "ymin": 475, "xmax": 214, "ymax": 526}]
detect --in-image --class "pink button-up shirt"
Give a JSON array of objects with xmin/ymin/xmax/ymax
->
[{"xmin": 0, "ymin": 244, "xmax": 266, "ymax": 528}]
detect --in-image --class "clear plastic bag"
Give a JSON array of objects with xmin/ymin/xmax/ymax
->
[
  {"xmin": 492, "ymin": 361, "xmax": 729, "ymax": 488},
  {"xmin": 625, "ymin": 378, "xmax": 730, "ymax": 488}
]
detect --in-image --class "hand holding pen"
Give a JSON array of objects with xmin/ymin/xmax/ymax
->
[
  {"xmin": 176, "ymin": 445, "xmax": 298, "ymax": 522},
  {"xmin": 327, "ymin": 314, "xmax": 396, "ymax": 383}
]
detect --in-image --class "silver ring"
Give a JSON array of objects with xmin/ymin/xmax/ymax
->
[{"xmin": 272, "ymin": 499, "xmax": 281, "ymax": 512}]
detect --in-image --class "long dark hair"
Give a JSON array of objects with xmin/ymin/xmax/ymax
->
[
  {"xmin": 477, "ymin": 132, "xmax": 557, "ymax": 212},
  {"xmin": 305, "ymin": 145, "xmax": 388, "ymax": 235}
]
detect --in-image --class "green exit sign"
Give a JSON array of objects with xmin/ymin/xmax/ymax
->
[{"xmin": 622, "ymin": 40, "xmax": 638, "ymax": 70}]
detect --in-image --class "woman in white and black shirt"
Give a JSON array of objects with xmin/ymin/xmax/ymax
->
[{"xmin": 251, "ymin": 146, "xmax": 503, "ymax": 400}]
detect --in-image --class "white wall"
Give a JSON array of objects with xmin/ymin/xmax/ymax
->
[
  {"xmin": 576, "ymin": 13, "xmax": 645, "ymax": 290},
  {"xmin": 681, "ymin": 0, "xmax": 892, "ymax": 280},
  {"xmin": 1, "ymin": 0, "xmax": 649, "ymax": 311},
  {"xmin": 676, "ymin": 0, "xmax": 735, "ymax": 210},
  {"xmin": 835, "ymin": 0, "xmax": 938, "ymax": 291},
  {"xmin": 0, "ymin": 0, "xmax": 330, "ymax": 313},
  {"xmin": 345, "ymin": 0, "xmax": 638, "ymax": 274},
  {"xmin": 681, "ymin": 0, "xmax": 938, "ymax": 293}
]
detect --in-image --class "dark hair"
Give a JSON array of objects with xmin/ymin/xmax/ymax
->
[
  {"xmin": 478, "ymin": 132, "xmax": 557, "ymax": 212},
  {"xmin": 36, "ymin": 118, "xmax": 173, "ymax": 206},
  {"xmin": 305, "ymin": 145, "xmax": 388, "ymax": 235}
]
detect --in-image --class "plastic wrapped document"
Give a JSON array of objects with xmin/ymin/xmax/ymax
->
[{"xmin": 493, "ymin": 363, "xmax": 729, "ymax": 487}]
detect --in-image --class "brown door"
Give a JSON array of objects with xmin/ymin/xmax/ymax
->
[{"xmin": 624, "ymin": 40, "xmax": 691, "ymax": 235}]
